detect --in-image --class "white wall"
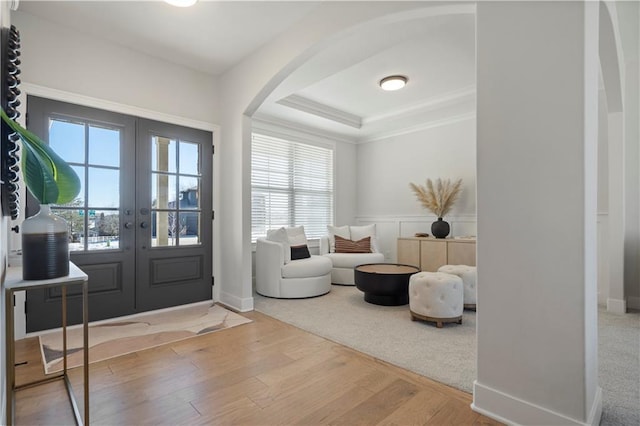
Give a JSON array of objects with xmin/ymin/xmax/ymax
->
[
  {"xmin": 357, "ymin": 117, "xmax": 476, "ymax": 218},
  {"xmin": 12, "ymin": 11, "xmax": 218, "ymax": 124},
  {"xmin": 474, "ymin": 2, "xmax": 601, "ymax": 425},
  {"xmin": 617, "ymin": 1, "xmax": 640, "ymax": 307}
]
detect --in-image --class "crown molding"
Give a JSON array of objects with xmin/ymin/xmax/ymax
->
[
  {"xmin": 277, "ymin": 94, "xmax": 362, "ymax": 129},
  {"xmin": 252, "ymin": 113, "xmax": 358, "ymax": 145}
]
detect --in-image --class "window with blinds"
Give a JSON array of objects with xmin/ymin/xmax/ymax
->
[{"xmin": 251, "ymin": 132, "xmax": 334, "ymax": 242}]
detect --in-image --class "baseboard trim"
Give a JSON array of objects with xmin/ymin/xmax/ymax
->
[
  {"xmin": 219, "ymin": 291, "xmax": 254, "ymax": 312},
  {"xmin": 607, "ymin": 297, "xmax": 627, "ymax": 313},
  {"xmin": 472, "ymin": 381, "xmax": 602, "ymax": 425},
  {"xmin": 627, "ymin": 296, "xmax": 640, "ymax": 310}
]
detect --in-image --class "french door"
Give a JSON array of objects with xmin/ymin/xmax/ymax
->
[{"xmin": 25, "ymin": 96, "xmax": 212, "ymax": 332}]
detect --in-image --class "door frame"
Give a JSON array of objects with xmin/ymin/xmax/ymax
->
[{"xmin": 12, "ymin": 84, "xmax": 220, "ymax": 339}]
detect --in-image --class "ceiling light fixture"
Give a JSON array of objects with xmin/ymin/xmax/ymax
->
[
  {"xmin": 379, "ymin": 75, "xmax": 408, "ymax": 91},
  {"xmin": 164, "ymin": 0, "xmax": 198, "ymax": 7}
]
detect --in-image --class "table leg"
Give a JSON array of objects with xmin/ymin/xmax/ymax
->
[
  {"xmin": 62, "ymin": 286, "xmax": 67, "ymax": 374},
  {"xmin": 83, "ymin": 281, "xmax": 89, "ymax": 425},
  {"xmin": 5, "ymin": 289, "xmax": 15, "ymax": 425}
]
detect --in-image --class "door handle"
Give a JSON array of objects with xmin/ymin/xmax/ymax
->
[
  {"xmin": 124, "ymin": 222, "xmax": 133, "ymax": 229},
  {"xmin": 140, "ymin": 221, "xmax": 149, "ymax": 229}
]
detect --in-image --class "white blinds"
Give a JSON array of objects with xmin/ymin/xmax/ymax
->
[{"xmin": 251, "ymin": 132, "xmax": 334, "ymax": 241}]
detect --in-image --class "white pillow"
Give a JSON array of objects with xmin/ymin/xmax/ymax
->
[
  {"xmin": 286, "ymin": 226, "xmax": 308, "ymax": 246},
  {"xmin": 286, "ymin": 226, "xmax": 311, "ymax": 260},
  {"xmin": 266, "ymin": 227, "xmax": 291, "ymax": 263},
  {"xmin": 327, "ymin": 225, "xmax": 350, "ymax": 253},
  {"xmin": 350, "ymin": 224, "xmax": 379, "ymax": 253}
]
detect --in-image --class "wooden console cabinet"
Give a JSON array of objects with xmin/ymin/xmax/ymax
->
[{"xmin": 397, "ymin": 237, "xmax": 476, "ymax": 271}]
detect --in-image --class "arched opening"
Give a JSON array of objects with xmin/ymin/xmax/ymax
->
[{"xmin": 243, "ymin": 0, "xmax": 478, "ymax": 396}]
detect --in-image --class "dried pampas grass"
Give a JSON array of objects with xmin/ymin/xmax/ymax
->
[{"xmin": 409, "ymin": 178, "xmax": 463, "ymax": 218}]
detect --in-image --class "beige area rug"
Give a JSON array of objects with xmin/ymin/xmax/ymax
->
[{"xmin": 39, "ymin": 303, "xmax": 252, "ymax": 374}]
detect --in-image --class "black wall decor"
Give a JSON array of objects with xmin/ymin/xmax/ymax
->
[{"xmin": 1, "ymin": 24, "xmax": 21, "ymax": 220}]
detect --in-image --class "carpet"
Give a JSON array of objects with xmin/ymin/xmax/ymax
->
[
  {"xmin": 254, "ymin": 286, "xmax": 639, "ymax": 426},
  {"xmin": 39, "ymin": 303, "xmax": 252, "ymax": 374}
]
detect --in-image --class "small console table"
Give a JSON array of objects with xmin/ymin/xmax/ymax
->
[{"xmin": 4, "ymin": 262, "xmax": 89, "ymax": 425}]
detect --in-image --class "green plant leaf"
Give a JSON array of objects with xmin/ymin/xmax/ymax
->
[
  {"xmin": 1, "ymin": 108, "xmax": 81, "ymax": 204},
  {"xmin": 21, "ymin": 138, "xmax": 59, "ymax": 204}
]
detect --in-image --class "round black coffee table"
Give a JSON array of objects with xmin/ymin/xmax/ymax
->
[{"xmin": 354, "ymin": 263, "xmax": 420, "ymax": 306}]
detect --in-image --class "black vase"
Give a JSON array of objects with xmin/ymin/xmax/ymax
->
[{"xmin": 431, "ymin": 217, "xmax": 450, "ymax": 239}]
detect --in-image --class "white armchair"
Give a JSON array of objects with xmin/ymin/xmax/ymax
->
[
  {"xmin": 319, "ymin": 224, "xmax": 385, "ymax": 285},
  {"xmin": 256, "ymin": 238, "xmax": 332, "ymax": 298}
]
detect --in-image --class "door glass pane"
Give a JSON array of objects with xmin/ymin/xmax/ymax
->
[
  {"xmin": 178, "ymin": 177, "xmax": 199, "ymax": 210},
  {"xmin": 49, "ymin": 119, "xmax": 85, "ymax": 164},
  {"xmin": 90, "ymin": 210, "xmax": 119, "ymax": 251},
  {"xmin": 152, "ymin": 173, "xmax": 176, "ymax": 209},
  {"xmin": 179, "ymin": 141, "xmax": 199, "ymax": 175},
  {"xmin": 152, "ymin": 137, "xmax": 176, "ymax": 173},
  {"xmin": 89, "ymin": 125, "xmax": 120, "ymax": 167},
  {"xmin": 88, "ymin": 167, "xmax": 119, "ymax": 208},
  {"xmin": 152, "ymin": 210, "xmax": 177, "ymax": 247},
  {"xmin": 53, "ymin": 207, "xmax": 85, "ymax": 252},
  {"xmin": 179, "ymin": 212, "xmax": 200, "ymax": 246}
]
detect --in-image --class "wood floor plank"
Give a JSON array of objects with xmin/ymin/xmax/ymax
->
[
  {"xmin": 293, "ymin": 384, "xmax": 375, "ymax": 425},
  {"xmin": 13, "ymin": 310, "xmax": 500, "ymax": 426},
  {"xmin": 376, "ymin": 389, "xmax": 449, "ymax": 425},
  {"xmin": 329, "ymin": 378, "xmax": 420, "ymax": 426}
]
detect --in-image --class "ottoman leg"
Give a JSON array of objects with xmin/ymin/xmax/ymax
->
[
  {"xmin": 436, "ymin": 321, "xmax": 443, "ymax": 328},
  {"xmin": 457, "ymin": 318, "xmax": 462, "ymax": 324}
]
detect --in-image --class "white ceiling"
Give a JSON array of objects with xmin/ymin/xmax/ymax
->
[{"xmin": 16, "ymin": 1, "xmax": 476, "ymax": 142}]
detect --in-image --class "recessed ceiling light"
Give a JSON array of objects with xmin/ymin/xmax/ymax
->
[
  {"xmin": 165, "ymin": 0, "xmax": 198, "ymax": 7},
  {"xmin": 379, "ymin": 75, "xmax": 408, "ymax": 91}
]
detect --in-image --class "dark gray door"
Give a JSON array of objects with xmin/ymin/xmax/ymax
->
[
  {"xmin": 25, "ymin": 97, "xmax": 212, "ymax": 331},
  {"xmin": 135, "ymin": 119, "xmax": 212, "ymax": 311}
]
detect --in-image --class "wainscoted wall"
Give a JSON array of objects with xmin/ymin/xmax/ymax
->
[{"xmin": 355, "ymin": 213, "xmax": 613, "ymax": 307}]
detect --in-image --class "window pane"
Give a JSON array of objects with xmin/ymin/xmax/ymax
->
[
  {"xmin": 178, "ymin": 176, "xmax": 199, "ymax": 210},
  {"xmin": 179, "ymin": 141, "xmax": 199, "ymax": 175},
  {"xmin": 88, "ymin": 167, "xmax": 119, "ymax": 208},
  {"xmin": 152, "ymin": 173, "xmax": 176, "ymax": 209},
  {"xmin": 49, "ymin": 119, "xmax": 85, "ymax": 164},
  {"xmin": 179, "ymin": 212, "xmax": 200, "ymax": 246},
  {"xmin": 152, "ymin": 137, "xmax": 176, "ymax": 173},
  {"xmin": 89, "ymin": 125, "xmax": 120, "ymax": 167}
]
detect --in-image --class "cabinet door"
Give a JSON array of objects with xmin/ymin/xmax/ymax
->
[
  {"xmin": 397, "ymin": 239, "xmax": 420, "ymax": 268},
  {"xmin": 448, "ymin": 241, "xmax": 476, "ymax": 266},
  {"xmin": 420, "ymin": 240, "xmax": 447, "ymax": 271}
]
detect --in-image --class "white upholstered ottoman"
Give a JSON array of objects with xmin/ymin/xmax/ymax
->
[
  {"xmin": 408, "ymin": 272, "xmax": 463, "ymax": 328},
  {"xmin": 438, "ymin": 265, "xmax": 477, "ymax": 310}
]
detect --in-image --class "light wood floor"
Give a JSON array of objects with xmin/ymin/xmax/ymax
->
[{"xmin": 14, "ymin": 310, "xmax": 500, "ymax": 425}]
